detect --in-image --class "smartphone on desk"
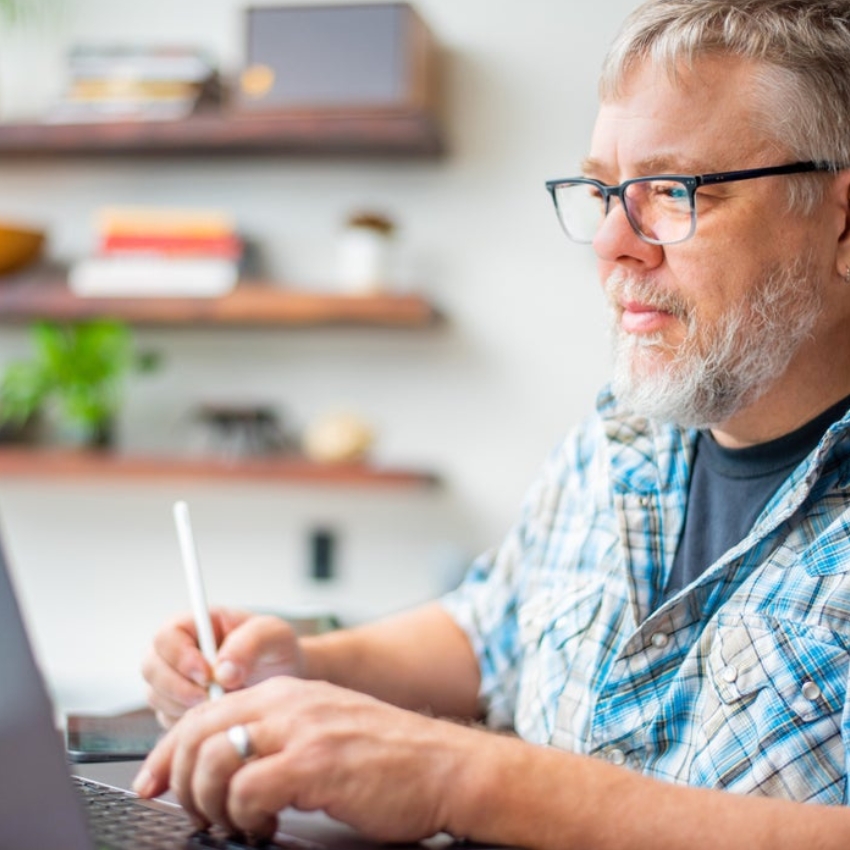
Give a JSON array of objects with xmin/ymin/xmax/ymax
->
[{"xmin": 66, "ymin": 707, "xmax": 164, "ymax": 762}]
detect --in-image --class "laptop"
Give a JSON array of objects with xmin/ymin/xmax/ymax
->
[{"xmin": 0, "ymin": 531, "xmax": 514, "ymax": 850}]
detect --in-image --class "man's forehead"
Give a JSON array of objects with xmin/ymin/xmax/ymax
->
[
  {"xmin": 585, "ymin": 56, "xmax": 779, "ymax": 178},
  {"xmin": 604, "ymin": 52, "xmax": 761, "ymax": 107}
]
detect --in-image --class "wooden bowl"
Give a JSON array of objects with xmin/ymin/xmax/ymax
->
[{"xmin": 0, "ymin": 223, "xmax": 45, "ymax": 275}]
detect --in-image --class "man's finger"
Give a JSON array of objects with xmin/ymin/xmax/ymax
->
[
  {"xmin": 133, "ymin": 725, "xmax": 179, "ymax": 799},
  {"xmin": 227, "ymin": 752, "xmax": 292, "ymax": 840}
]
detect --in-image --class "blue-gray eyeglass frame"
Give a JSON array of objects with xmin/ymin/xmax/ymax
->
[{"xmin": 545, "ymin": 160, "xmax": 843, "ymax": 246}]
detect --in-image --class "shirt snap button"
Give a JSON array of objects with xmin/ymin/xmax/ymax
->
[
  {"xmin": 650, "ymin": 632, "xmax": 669, "ymax": 649},
  {"xmin": 801, "ymin": 680, "xmax": 822, "ymax": 702},
  {"xmin": 608, "ymin": 748, "xmax": 626, "ymax": 766},
  {"xmin": 720, "ymin": 665, "xmax": 738, "ymax": 684}
]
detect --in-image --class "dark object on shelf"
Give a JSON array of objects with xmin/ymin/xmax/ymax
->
[
  {"xmin": 237, "ymin": 3, "xmax": 439, "ymax": 114},
  {"xmin": 195, "ymin": 403, "xmax": 293, "ymax": 457},
  {"xmin": 0, "ymin": 410, "xmax": 42, "ymax": 444},
  {"xmin": 309, "ymin": 527, "xmax": 336, "ymax": 581}
]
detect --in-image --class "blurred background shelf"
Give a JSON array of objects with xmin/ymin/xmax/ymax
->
[
  {"xmin": 0, "ymin": 271, "xmax": 442, "ymax": 328},
  {"xmin": 0, "ymin": 446, "xmax": 440, "ymax": 487},
  {"xmin": 0, "ymin": 109, "xmax": 444, "ymax": 158}
]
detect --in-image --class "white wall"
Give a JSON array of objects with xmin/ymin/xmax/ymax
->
[{"xmin": 0, "ymin": 0, "xmax": 639, "ymax": 711}]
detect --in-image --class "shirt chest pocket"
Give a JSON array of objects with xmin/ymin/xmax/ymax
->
[
  {"xmin": 514, "ymin": 577, "xmax": 607, "ymax": 745},
  {"xmin": 692, "ymin": 614, "xmax": 849, "ymax": 803},
  {"xmin": 517, "ymin": 578, "xmax": 604, "ymax": 653}
]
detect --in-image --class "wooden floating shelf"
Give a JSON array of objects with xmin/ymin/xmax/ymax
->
[
  {"xmin": 0, "ymin": 272, "xmax": 442, "ymax": 328},
  {"xmin": 0, "ymin": 108, "xmax": 444, "ymax": 159},
  {"xmin": 0, "ymin": 447, "xmax": 439, "ymax": 488}
]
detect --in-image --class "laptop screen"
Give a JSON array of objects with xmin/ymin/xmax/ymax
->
[{"xmin": 0, "ymin": 537, "xmax": 93, "ymax": 850}]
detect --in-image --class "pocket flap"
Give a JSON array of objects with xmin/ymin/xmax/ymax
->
[{"xmin": 707, "ymin": 615, "xmax": 848, "ymax": 722}]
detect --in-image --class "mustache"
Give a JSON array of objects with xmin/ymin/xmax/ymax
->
[{"xmin": 604, "ymin": 269, "xmax": 690, "ymax": 321}]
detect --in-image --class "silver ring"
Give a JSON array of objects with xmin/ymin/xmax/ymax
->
[{"xmin": 226, "ymin": 724, "xmax": 255, "ymax": 760}]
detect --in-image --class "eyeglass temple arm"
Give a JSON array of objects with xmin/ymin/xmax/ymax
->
[{"xmin": 697, "ymin": 161, "xmax": 841, "ymax": 188}]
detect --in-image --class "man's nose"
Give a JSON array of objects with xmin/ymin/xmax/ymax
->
[{"xmin": 592, "ymin": 198, "xmax": 664, "ymax": 268}]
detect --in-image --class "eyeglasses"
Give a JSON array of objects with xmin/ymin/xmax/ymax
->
[{"xmin": 545, "ymin": 161, "xmax": 842, "ymax": 246}]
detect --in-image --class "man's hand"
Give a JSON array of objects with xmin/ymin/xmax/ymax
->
[
  {"xmin": 133, "ymin": 668, "xmax": 850, "ymax": 850},
  {"xmin": 133, "ymin": 677, "xmax": 477, "ymax": 844},
  {"xmin": 141, "ymin": 609, "xmax": 303, "ymax": 728}
]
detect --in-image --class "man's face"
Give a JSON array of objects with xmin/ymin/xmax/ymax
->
[{"xmin": 586, "ymin": 56, "xmax": 841, "ymax": 431}]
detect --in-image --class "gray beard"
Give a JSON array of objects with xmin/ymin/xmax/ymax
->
[{"xmin": 607, "ymin": 256, "xmax": 821, "ymax": 429}]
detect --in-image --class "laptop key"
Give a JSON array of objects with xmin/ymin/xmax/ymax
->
[{"xmin": 73, "ymin": 775, "xmax": 196, "ymax": 849}]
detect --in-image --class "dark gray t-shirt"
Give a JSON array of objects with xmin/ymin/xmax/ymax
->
[{"xmin": 665, "ymin": 395, "xmax": 850, "ymax": 601}]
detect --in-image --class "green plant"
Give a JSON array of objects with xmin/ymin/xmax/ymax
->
[
  {"xmin": 0, "ymin": 319, "xmax": 160, "ymax": 447},
  {"xmin": 0, "ymin": 0, "xmax": 51, "ymax": 25},
  {"xmin": 0, "ymin": 0, "xmax": 24, "ymax": 23}
]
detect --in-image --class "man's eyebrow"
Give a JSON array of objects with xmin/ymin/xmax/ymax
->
[
  {"xmin": 634, "ymin": 154, "xmax": 709, "ymax": 175},
  {"xmin": 579, "ymin": 154, "xmax": 714, "ymax": 180},
  {"xmin": 580, "ymin": 157, "xmax": 610, "ymax": 179}
]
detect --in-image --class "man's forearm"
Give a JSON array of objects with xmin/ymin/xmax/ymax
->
[
  {"xmin": 449, "ymin": 731, "xmax": 850, "ymax": 850},
  {"xmin": 299, "ymin": 601, "xmax": 482, "ymax": 719}
]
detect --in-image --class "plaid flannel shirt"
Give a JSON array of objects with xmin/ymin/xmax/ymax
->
[{"xmin": 441, "ymin": 387, "xmax": 850, "ymax": 803}]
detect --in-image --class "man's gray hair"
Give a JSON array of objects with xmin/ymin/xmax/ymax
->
[{"xmin": 601, "ymin": 0, "xmax": 850, "ymax": 211}]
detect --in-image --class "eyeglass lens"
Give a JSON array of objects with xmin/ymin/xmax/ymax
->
[{"xmin": 552, "ymin": 179, "xmax": 696, "ymax": 245}]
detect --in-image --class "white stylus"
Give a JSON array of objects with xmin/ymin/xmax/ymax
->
[{"xmin": 173, "ymin": 500, "xmax": 224, "ymax": 700}]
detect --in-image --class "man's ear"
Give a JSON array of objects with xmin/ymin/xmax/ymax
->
[{"xmin": 833, "ymin": 168, "xmax": 850, "ymax": 278}]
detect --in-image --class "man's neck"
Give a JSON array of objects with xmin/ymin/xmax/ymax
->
[{"xmin": 711, "ymin": 362, "xmax": 850, "ymax": 449}]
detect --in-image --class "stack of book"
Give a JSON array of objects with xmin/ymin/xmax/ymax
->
[
  {"xmin": 69, "ymin": 206, "xmax": 242, "ymax": 298},
  {"xmin": 45, "ymin": 45, "xmax": 220, "ymax": 124}
]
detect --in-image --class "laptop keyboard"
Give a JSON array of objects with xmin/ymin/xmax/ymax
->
[{"xmin": 74, "ymin": 775, "xmax": 297, "ymax": 849}]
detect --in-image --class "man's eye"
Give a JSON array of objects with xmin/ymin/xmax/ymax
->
[
  {"xmin": 642, "ymin": 181, "xmax": 691, "ymax": 212},
  {"xmin": 651, "ymin": 181, "xmax": 688, "ymax": 201}
]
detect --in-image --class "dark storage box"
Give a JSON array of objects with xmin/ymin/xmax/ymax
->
[{"xmin": 237, "ymin": 3, "xmax": 438, "ymax": 114}]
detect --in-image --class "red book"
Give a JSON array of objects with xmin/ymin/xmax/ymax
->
[{"xmin": 99, "ymin": 232, "xmax": 242, "ymax": 259}]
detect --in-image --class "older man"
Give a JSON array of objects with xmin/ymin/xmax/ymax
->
[{"xmin": 137, "ymin": 2, "xmax": 850, "ymax": 847}]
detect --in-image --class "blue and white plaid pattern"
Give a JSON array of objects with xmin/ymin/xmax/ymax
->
[{"xmin": 441, "ymin": 387, "xmax": 850, "ymax": 803}]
